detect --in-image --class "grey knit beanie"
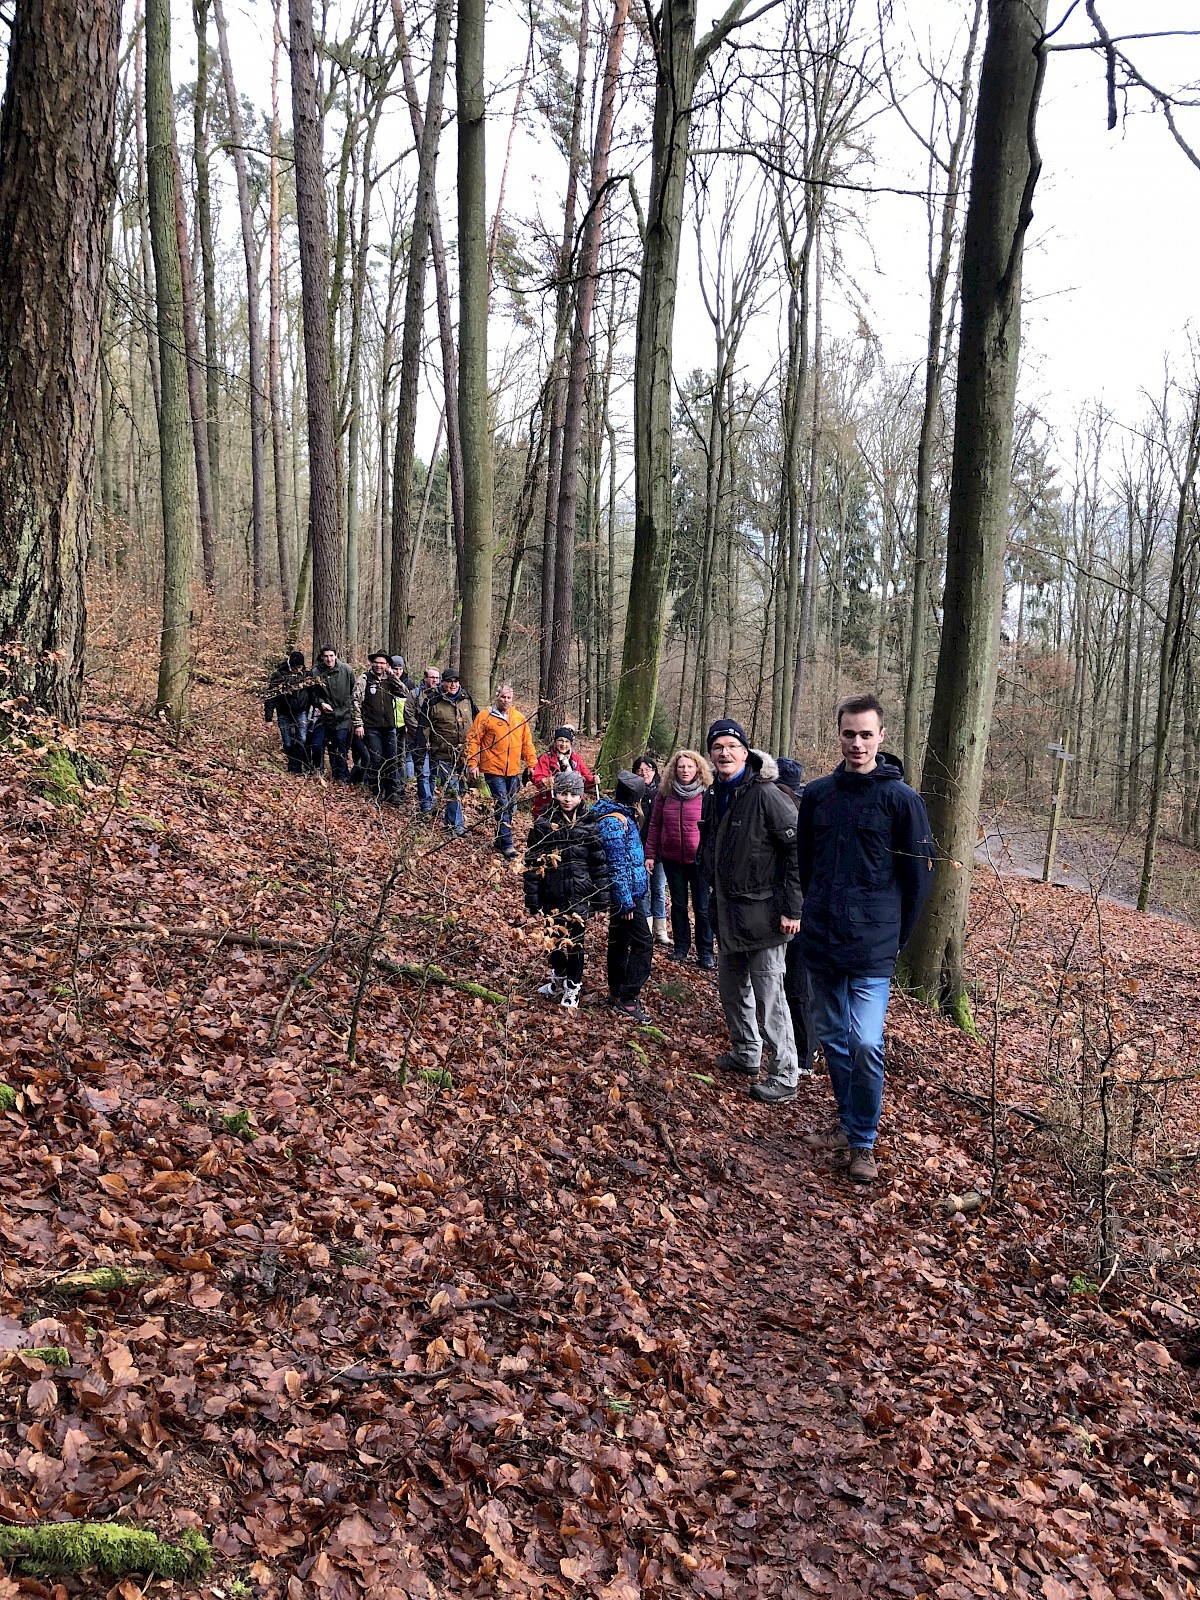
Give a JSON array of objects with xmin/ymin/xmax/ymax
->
[{"xmin": 553, "ymin": 769, "xmax": 585, "ymax": 797}]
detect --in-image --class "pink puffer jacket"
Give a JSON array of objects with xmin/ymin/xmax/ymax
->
[{"xmin": 646, "ymin": 787, "xmax": 704, "ymax": 866}]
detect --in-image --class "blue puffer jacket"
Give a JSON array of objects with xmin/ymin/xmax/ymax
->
[
  {"xmin": 590, "ymin": 799, "xmax": 649, "ymax": 915},
  {"xmin": 797, "ymin": 753, "xmax": 934, "ymax": 978}
]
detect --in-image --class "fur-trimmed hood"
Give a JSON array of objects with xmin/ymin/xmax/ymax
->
[{"xmin": 746, "ymin": 749, "xmax": 779, "ymax": 783}]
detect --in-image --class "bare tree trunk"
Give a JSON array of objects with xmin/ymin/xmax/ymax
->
[
  {"xmin": 269, "ymin": 0, "xmax": 293, "ymax": 617},
  {"xmin": 171, "ymin": 134, "xmax": 216, "ymax": 594},
  {"xmin": 192, "ymin": 0, "xmax": 221, "ymax": 556},
  {"xmin": 390, "ymin": 0, "xmax": 451, "ymax": 656},
  {"xmin": 545, "ymin": 0, "xmax": 629, "ymax": 728},
  {"xmin": 213, "ymin": 0, "xmax": 267, "ymax": 618},
  {"xmin": 538, "ymin": 0, "xmax": 590, "ymax": 716},
  {"xmin": 598, "ymin": 0, "xmax": 749, "ymax": 779},
  {"xmin": 134, "ymin": 10, "xmax": 161, "ymax": 420},
  {"xmin": 456, "ymin": 0, "xmax": 493, "ymax": 699},
  {"xmin": 789, "ymin": 227, "xmax": 823, "ymax": 747},
  {"xmin": 146, "ymin": 0, "xmax": 195, "ymax": 723},
  {"xmin": 0, "ymin": 0, "xmax": 120, "ymax": 721},
  {"xmin": 903, "ymin": 0, "xmax": 983, "ymax": 780},
  {"xmin": 904, "ymin": 0, "xmax": 1049, "ymax": 1011},
  {"xmin": 290, "ymin": 0, "xmax": 343, "ymax": 650}
]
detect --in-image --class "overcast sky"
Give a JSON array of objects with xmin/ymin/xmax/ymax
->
[{"xmin": 206, "ymin": 0, "xmax": 1200, "ymax": 463}]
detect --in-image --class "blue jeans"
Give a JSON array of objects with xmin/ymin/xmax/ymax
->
[
  {"xmin": 415, "ymin": 749, "xmax": 434, "ymax": 811},
  {"xmin": 311, "ymin": 723, "xmax": 351, "ymax": 782},
  {"xmin": 277, "ymin": 709, "xmax": 309, "ymax": 774},
  {"xmin": 806, "ymin": 970, "xmax": 891, "ymax": 1149},
  {"xmin": 400, "ymin": 739, "xmax": 415, "ymax": 788},
  {"xmin": 648, "ymin": 858, "xmax": 667, "ymax": 920},
  {"xmin": 485, "ymin": 772, "xmax": 520, "ymax": 850},
  {"xmin": 434, "ymin": 758, "xmax": 465, "ymax": 834}
]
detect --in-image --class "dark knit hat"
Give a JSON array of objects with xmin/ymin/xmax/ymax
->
[
  {"xmin": 553, "ymin": 726, "xmax": 576, "ymax": 743},
  {"xmin": 287, "ymin": 650, "xmax": 305, "ymax": 670},
  {"xmin": 553, "ymin": 769, "xmax": 585, "ymax": 797},
  {"xmin": 613, "ymin": 770, "xmax": 646, "ymax": 808},
  {"xmin": 707, "ymin": 718, "xmax": 748, "ymax": 752},
  {"xmin": 775, "ymin": 756, "xmax": 804, "ymax": 794},
  {"xmin": 390, "ymin": 655, "xmax": 405, "ymax": 670}
]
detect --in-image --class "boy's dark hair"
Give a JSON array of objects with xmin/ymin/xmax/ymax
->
[{"xmin": 836, "ymin": 693, "xmax": 885, "ymax": 729}]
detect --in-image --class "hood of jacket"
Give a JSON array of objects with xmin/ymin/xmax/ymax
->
[{"xmin": 835, "ymin": 750, "xmax": 904, "ymax": 786}]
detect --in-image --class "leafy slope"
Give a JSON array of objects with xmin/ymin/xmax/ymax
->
[{"xmin": 1, "ymin": 701, "xmax": 1199, "ymax": 1599}]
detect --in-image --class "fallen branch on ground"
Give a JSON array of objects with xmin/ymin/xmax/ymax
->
[
  {"xmin": 0, "ymin": 1522, "xmax": 211, "ymax": 1579},
  {"xmin": 47, "ymin": 1267, "xmax": 157, "ymax": 1298},
  {"xmin": 938, "ymin": 1084, "xmax": 1047, "ymax": 1127},
  {"xmin": 940, "ymin": 1190, "xmax": 989, "ymax": 1216},
  {"xmin": 374, "ymin": 957, "xmax": 508, "ymax": 1005},
  {"xmin": 7, "ymin": 921, "xmax": 319, "ymax": 953}
]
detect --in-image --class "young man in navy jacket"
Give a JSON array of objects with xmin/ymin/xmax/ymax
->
[{"xmin": 796, "ymin": 694, "xmax": 934, "ymax": 1184}]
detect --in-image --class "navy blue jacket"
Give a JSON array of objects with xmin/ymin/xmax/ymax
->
[{"xmin": 796, "ymin": 753, "xmax": 934, "ymax": 978}]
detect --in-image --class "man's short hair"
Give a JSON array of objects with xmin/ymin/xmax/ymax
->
[{"xmin": 836, "ymin": 693, "xmax": 885, "ymax": 729}]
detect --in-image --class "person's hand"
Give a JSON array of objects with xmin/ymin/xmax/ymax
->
[
  {"xmin": 644, "ymin": 858, "xmax": 655, "ymax": 873},
  {"xmin": 320, "ymin": 702, "xmax": 332, "ymax": 713},
  {"xmin": 467, "ymin": 764, "xmax": 479, "ymax": 781},
  {"xmin": 780, "ymin": 916, "xmax": 801, "ymax": 936},
  {"xmin": 621, "ymin": 909, "xmax": 635, "ymax": 921},
  {"xmin": 355, "ymin": 725, "xmax": 364, "ymax": 739}
]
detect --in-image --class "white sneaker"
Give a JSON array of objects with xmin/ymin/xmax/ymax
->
[
  {"xmin": 538, "ymin": 975, "xmax": 564, "ymax": 999},
  {"xmin": 560, "ymin": 980, "xmax": 582, "ymax": 1009}
]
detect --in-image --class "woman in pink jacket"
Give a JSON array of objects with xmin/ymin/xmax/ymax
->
[{"xmin": 644, "ymin": 748, "xmax": 714, "ymax": 967}]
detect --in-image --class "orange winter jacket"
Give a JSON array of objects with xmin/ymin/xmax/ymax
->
[{"xmin": 465, "ymin": 705, "xmax": 537, "ymax": 777}]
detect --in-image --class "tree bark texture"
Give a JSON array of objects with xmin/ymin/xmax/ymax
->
[
  {"xmin": 545, "ymin": 0, "xmax": 630, "ymax": 729},
  {"xmin": 0, "ymin": 0, "xmax": 120, "ymax": 722},
  {"xmin": 171, "ymin": 134, "xmax": 217, "ymax": 594},
  {"xmin": 598, "ymin": 0, "xmax": 748, "ymax": 780},
  {"xmin": 192, "ymin": 0, "xmax": 221, "ymax": 564},
  {"xmin": 269, "ymin": 0, "xmax": 293, "ymax": 617},
  {"xmin": 390, "ymin": 0, "xmax": 451, "ymax": 657},
  {"xmin": 904, "ymin": 0, "xmax": 1049, "ymax": 1009},
  {"xmin": 456, "ymin": 0, "xmax": 494, "ymax": 701},
  {"xmin": 290, "ymin": 0, "xmax": 344, "ymax": 652},
  {"xmin": 146, "ymin": 0, "xmax": 195, "ymax": 723}
]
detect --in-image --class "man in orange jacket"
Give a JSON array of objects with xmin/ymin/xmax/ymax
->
[{"xmin": 464, "ymin": 684, "xmax": 538, "ymax": 857}]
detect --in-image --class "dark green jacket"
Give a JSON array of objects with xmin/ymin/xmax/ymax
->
[{"xmin": 312, "ymin": 660, "xmax": 357, "ymax": 731}]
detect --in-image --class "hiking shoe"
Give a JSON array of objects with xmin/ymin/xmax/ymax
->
[
  {"xmin": 697, "ymin": 953, "xmax": 715, "ymax": 970},
  {"xmin": 749, "ymin": 1079, "xmax": 798, "ymax": 1105},
  {"xmin": 847, "ymin": 1148, "xmax": 879, "ymax": 1184},
  {"xmin": 560, "ymin": 980, "xmax": 582, "ymax": 1010},
  {"xmin": 803, "ymin": 1127, "xmax": 849, "ymax": 1152},
  {"xmin": 666, "ymin": 948, "xmax": 690, "ymax": 963},
  {"xmin": 502, "ymin": 847, "xmax": 519, "ymax": 860},
  {"xmin": 538, "ymin": 975, "xmax": 565, "ymax": 999},
  {"xmin": 715, "ymin": 1052, "xmax": 758, "ymax": 1078},
  {"xmin": 611, "ymin": 999, "xmax": 650, "ymax": 1024}
]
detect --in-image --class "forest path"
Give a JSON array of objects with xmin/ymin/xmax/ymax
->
[{"xmin": 2, "ymin": 701, "xmax": 1199, "ymax": 1599}]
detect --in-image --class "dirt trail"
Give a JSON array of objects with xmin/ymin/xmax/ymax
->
[{"xmin": 2, "ymin": 704, "xmax": 1199, "ymax": 1598}]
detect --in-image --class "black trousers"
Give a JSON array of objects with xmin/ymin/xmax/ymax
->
[
  {"xmin": 547, "ymin": 911, "xmax": 586, "ymax": 985},
  {"xmin": 662, "ymin": 858, "xmax": 713, "ymax": 958},
  {"xmin": 607, "ymin": 911, "xmax": 654, "ymax": 1002},
  {"xmin": 363, "ymin": 726, "xmax": 400, "ymax": 801}
]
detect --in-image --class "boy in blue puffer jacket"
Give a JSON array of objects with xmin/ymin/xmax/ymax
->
[{"xmin": 590, "ymin": 771, "xmax": 654, "ymax": 1022}]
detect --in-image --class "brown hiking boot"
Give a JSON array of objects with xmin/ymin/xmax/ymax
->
[
  {"xmin": 803, "ymin": 1127, "xmax": 848, "ymax": 1152},
  {"xmin": 847, "ymin": 1148, "xmax": 879, "ymax": 1184}
]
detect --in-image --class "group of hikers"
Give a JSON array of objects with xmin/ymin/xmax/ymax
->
[{"xmin": 265, "ymin": 651, "xmax": 935, "ymax": 1185}]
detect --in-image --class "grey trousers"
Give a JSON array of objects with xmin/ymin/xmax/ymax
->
[{"xmin": 717, "ymin": 943, "xmax": 798, "ymax": 1085}]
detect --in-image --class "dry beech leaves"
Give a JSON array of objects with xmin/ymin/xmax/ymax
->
[{"xmin": 0, "ymin": 682, "xmax": 1199, "ymax": 1599}]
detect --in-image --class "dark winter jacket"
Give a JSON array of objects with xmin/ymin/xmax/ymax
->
[
  {"xmin": 425, "ymin": 687, "xmax": 477, "ymax": 762},
  {"xmin": 590, "ymin": 799, "xmax": 650, "ymax": 916},
  {"xmin": 312, "ymin": 660, "xmax": 357, "ymax": 731},
  {"xmin": 354, "ymin": 669, "xmax": 404, "ymax": 732},
  {"xmin": 264, "ymin": 662, "xmax": 315, "ymax": 723},
  {"xmin": 796, "ymin": 752, "xmax": 934, "ymax": 979},
  {"xmin": 645, "ymin": 786, "xmax": 705, "ymax": 866},
  {"xmin": 523, "ymin": 804, "xmax": 610, "ymax": 917},
  {"xmin": 636, "ymin": 780, "xmax": 657, "ymax": 842},
  {"xmin": 699, "ymin": 750, "xmax": 802, "ymax": 955}
]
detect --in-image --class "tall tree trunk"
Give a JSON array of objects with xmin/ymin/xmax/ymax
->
[
  {"xmin": 456, "ymin": 0, "xmax": 493, "ymax": 699},
  {"xmin": 598, "ymin": 0, "xmax": 749, "ymax": 780},
  {"xmin": 539, "ymin": 0, "xmax": 590, "ymax": 714},
  {"xmin": 903, "ymin": 0, "xmax": 1049, "ymax": 1010},
  {"xmin": 290, "ymin": 0, "xmax": 343, "ymax": 650},
  {"xmin": 790, "ymin": 227, "xmax": 823, "ymax": 747},
  {"xmin": 146, "ymin": 0, "xmax": 195, "ymax": 723},
  {"xmin": 903, "ymin": 0, "xmax": 983, "ymax": 780},
  {"xmin": 213, "ymin": 0, "xmax": 267, "ymax": 618},
  {"xmin": 0, "ymin": 0, "xmax": 120, "ymax": 721},
  {"xmin": 390, "ymin": 0, "xmax": 451, "ymax": 656},
  {"xmin": 171, "ymin": 134, "xmax": 216, "ymax": 594},
  {"xmin": 134, "ymin": 11, "xmax": 161, "ymax": 420},
  {"xmin": 192, "ymin": 0, "xmax": 221, "ymax": 558},
  {"xmin": 545, "ymin": 0, "xmax": 629, "ymax": 728},
  {"xmin": 1138, "ymin": 388, "xmax": 1200, "ymax": 911},
  {"xmin": 269, "ymin": 0, "xmax": 293, "ymax": 616}
]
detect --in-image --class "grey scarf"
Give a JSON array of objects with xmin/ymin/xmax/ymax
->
[{"xmin": 673, "ymin": 778, "xmax": 705, "ymax": 801}]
